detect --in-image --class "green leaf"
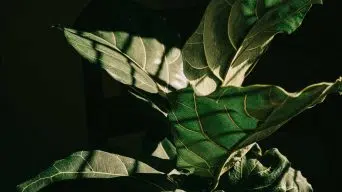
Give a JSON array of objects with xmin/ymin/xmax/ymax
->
[
  {"xmin": 217, "ymin": 143, "xmax": 313, "ymax": 192},
  {"xmin": 62, "ymin": 4, "xmax": 188, "ymax": 95},
  {"xmin": 182, "ymin": 0, "xmax": 318, "ymax": 95},
  {"xmin": 16, "ymin": 151, "xmax": 174, "ymax": 192},
  {"xmin": 168, "ymin": 78, "xmax": 341, "ymax": 179}
]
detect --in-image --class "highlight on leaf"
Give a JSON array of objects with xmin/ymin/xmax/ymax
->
[
  {"xmin": 60, "ymin": 0, "xmax": 189, "ymax": 96},
  {"xmin": 63, "ymin": 27, "xmax": 188, "ymax": 94}
]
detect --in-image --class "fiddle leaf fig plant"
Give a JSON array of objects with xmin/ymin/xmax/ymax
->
[{"xmin": 17, "ymin": 0, "xmax": 340, "ymax": 192}]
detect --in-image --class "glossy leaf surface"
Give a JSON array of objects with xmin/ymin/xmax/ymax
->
[{"xmin": 168, "ymin": 78, "xmax": 341, "ymax": 178}]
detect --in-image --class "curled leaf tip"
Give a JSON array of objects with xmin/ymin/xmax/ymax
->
[
  {"xmin": 217, "ymin": 144, "xmax": 313, "ymax": 192},
  {"xmin": 337, "ymin": 77, "xmax": 342, "ymax": 94},
  {"xmin": 338, "ymin": 76, "xmax": 342, "ymax": 82}
]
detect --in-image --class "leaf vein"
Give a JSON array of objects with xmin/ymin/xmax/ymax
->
[{"xmin": 193, "ymin": 94, "xmax": 229, "ymax": 152}]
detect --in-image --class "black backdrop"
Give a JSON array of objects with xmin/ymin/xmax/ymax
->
[{"xmin": 3, "ymin": 0, "xmax": 341, "ymax": 191}]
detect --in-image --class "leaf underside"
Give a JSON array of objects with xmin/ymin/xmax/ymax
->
[
  {"xmin": 63, "ymin": 0, "xmax": 188, "ymax": 95},
  {"xmin": 168, "ymin": 78, "xmax": 341, "ymax": 178},
  {"xmin": 16, "ymin": 151, "xmax": 177, "ymax": 192},
  {"xmin": 183, "ymin": 0, "xmax": 318, "ymax": 95}
]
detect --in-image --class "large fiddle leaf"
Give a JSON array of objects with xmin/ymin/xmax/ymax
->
[
  {"xmin": 182, "ymin": 0, "xmax": 322, "ymax": 95},
  {"xmin": 217, "ymin": 143, "xmax": 313, "ymax": 192},
  {"xmin": 17, "ymin": 151, "xmax": 177, "ymax": 192},
  {"xmin": 168, "ymin": 78, "xmax": 341, "ymax": 179}
]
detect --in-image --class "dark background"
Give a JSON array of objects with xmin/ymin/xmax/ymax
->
[{"xmin": 3, "ymin": 0, "xmax": 341, "ymax": 191}]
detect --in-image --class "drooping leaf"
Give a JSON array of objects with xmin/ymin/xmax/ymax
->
[
  {"xmin": 62, "ymin": 1, "xmax": 188, "ymax": 95},
  {"xmin": 16, "ymin": 151, "xmax": 176, "ymax": 192},
  {"xmin": 168, "ymin": 78, "xmax": 341, "ymax": 179},
  {"xmin": 182, "ymin": 0, "xmax": 321, "ymax": 95},
  {"xmin": 217, "ymin": 143, "xmax": 313, "ymax": 192}
]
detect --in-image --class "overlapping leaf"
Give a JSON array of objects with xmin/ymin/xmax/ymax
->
[
  {"xmin": 168, "ymin": 78, "xmax": 341, "ymax": 179},
  {"xmin": 17, "ymin": 151, "xmax": 177, "ymax": 192},
  {"xmin": 217, "ymin": 143, "xmax": 313, "ymax": 191},
  {"xmin": 62, "ymin": 2, "xmax": 188, "ymax": 95},
  {"xmin": 182, "ymin": 0, "xmax": 322, "ymax": 95}
]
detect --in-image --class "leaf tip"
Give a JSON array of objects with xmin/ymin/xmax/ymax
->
[{"xmin": 16, "ymin": 184, "xmax": 24, "ymax": 192}]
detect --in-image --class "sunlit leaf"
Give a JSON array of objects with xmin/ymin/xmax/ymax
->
[
  {"xmin": 62, "ymin": 1, "xmax": 188, "ymax": 95},
  {"xmin": 16, "ymin": 151, "xmax": 175, "ymax": 192}
]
